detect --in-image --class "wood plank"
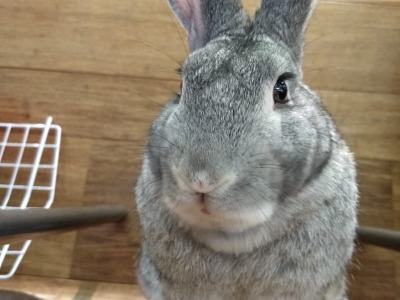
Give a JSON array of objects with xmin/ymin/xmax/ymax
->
[
  {"xmin": 393, "ymin": 163, "xmax": 400, "ymax": 211},
  {"xmin": 0, "ymin": 0, "xmax": 186, "ymax": 80},
  {"xmin": 70, "ymin": 139, "xmax": 141, "ymax": 284},
  {"xmin": 357, "ymin": 160, "xmax": 393, "ymax": 210},
  {"xmin": 1, "ymin": 234, "xmax": 77, "ymax": 279},
  {"xmin": 0, "ymin": 275, "xmax": 145, "ymax": 300},
  {"xmin": 349, "ymin": 136, "xmax": 400, "ymax": 163},
  {"xmin": 0, "ymin": 69, "xmax": 175, "ymax": 142},
  {"xmin": 349, "ymin": 251, "xmax": 398, "ymax": 300},
  {"xmin": 397, "ymin": 258, "xmax": 400, "ymax": 300},
  {"xmin": 350, "ymin": 231, "xmax": 400, "ymax": 299},
  {"xmin": 320, "ymin": 0, "xmax": 400, "ymax": 6},
  {"xmin": 318, "ymin": 90, "xmax": 400, "ymax": 161},
  {"xmin": 303, "ymin": 2, "xmax": 400, "ymax": 95},
  {"xmin": 0, "ymin": 1, "xmax": 399, "ymax": 95}
]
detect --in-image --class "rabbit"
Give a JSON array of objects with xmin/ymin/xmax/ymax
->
[{"xmin": 135, "ymin": 0, "xmax": 358, "ymax": 299}]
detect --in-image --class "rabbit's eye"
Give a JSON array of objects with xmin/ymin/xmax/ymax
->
[{"xmin": 273, "ymin": 80, "xmax": 288, "ymax": 104}]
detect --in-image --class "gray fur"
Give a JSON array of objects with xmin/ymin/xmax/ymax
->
[
  {"xmin": 252, "ymin": 0, "xmax": 318, "ymax": 60},
  {"xmin": 167, "ymin": 0, "xmax": 250, "ymax": 51},
  {"xmin": 135, "ymin": 0, "xmax": 358, "ymax": 299}
]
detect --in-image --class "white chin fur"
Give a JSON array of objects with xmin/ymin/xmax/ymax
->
[
  {"xmin": 164, "ymin": 197, "xmax": 275, "ymax": 233},
  {"xmin": 191, "ymin": 227, "xmax": 272, "ymax": 255},
  {"xmin": 164, "ymin": 197, "xmax": 275, "ymax": 253}
]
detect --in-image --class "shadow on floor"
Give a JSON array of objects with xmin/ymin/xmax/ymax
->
[{"xmin": 0, "ymin": 290, "xmax": 42, "ymax": 300}]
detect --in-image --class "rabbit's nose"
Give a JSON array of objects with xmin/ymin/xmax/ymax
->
[
  {"xmin": 189, "ymin": 171, "xmax": 216, "ymax": 193},
  {"xmin": 174, "ymin": 170, "xmax": 219, "ymax": 194},
  {"xmin": 188, "ymin": 171, "xmax": 237, "ymax": 195},
  {"xmin": 173, "ymin": 166, "xmax": 237, "ymax": 195}
]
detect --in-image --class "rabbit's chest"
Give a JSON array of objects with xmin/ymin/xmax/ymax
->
[{"xmin": 149, "ymin": 229, "xmax": 312, "ymax": 298}]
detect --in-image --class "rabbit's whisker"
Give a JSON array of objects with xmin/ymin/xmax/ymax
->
[
  {"xmin": 163, "ymin": 0, "xmax": 189, "ymax": 56},
  {"xmin": 129, "ymin": 37, "xmax": 183, "ymax": 67},
  {"xmin": 138, "ymin": 94, "xmax": 166, "ymax": 108},
  {"xmin": 152, "ymin": 133, "xmax": 182, "ymax": 153},
  {"xmin": 251, "ymin": 166, "xmax": 284, "ymax": 171},
  {"xmin": 147, "ymin": 145, "xmax": 172, "ymax": 150},
  {"xmin": 249, "ymin": 152, "xmax": 271, "ymax": 158}
]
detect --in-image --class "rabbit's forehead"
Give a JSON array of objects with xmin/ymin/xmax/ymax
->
[{"xmin": 183, "ymin": 39, "xmax": 296, "ymax": 84}]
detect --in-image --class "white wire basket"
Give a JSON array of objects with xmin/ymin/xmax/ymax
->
[{"xmin": 0, "ymin": 117, "xmax": 61, "ymax": 279}]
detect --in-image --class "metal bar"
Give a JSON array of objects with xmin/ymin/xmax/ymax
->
[
  {"xmin": 0, "ymin": 125, "xmax": 11, "ymax": 161},
  {"xmin": 0, "ymin": 244, "xmax": 10, "ymax": 269},
  {"xmin": 1, "ymin": 126, "xmax": 30, "ymax": 208},
  {"xmin": 0, "ymin": 206, "xmax": 128, "ymax": 245},
  {"xmin": 0, "ymin": 185, "xmax": 53, "ymax": 191},
  {"xmin": 0, "ymin": 143, "xmax": 58, "ymax": 148},
  {"xmin": 0, "ymin": 123, "xmax": 59, "ymax": 129},
  {"xmin": 6, "ymin": 241, "xmax": 32, "ymax": 279},
  {"xmin": 0, "ymin": 163, "xmax": 56, "ymax": 169},
  {"xmin": 45, "ymin": 124, "xmax": 61, "ymax": 209},
  {"xmin": 0, "ymin": 250, "xmax": 24, "ymax": 255},
  {"xmin": 0, "ymin": 206, "xmax": 398, "ymax": 252},
  {"xmin": 21, "ymin": 117, "xmax": 52, "ymax": 208},
  {"xmin": 357, "ymin": 226, "xmax": 400, "ymax": 252}
]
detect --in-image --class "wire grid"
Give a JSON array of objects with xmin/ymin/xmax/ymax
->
[{"xmin": 0, "ymin": 117, "xmax": 61, "ymax": 279}]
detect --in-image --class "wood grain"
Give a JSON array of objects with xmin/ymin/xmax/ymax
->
[
  {"xmin": 320, "ymin": 0, "xmax": 400, "ymax": 6},
  {"xmin": 0, "ymin": 69, "xmax": 175, "ymax": 141},
  {"xmin": 393, "ymin": 163, "xmax": 400, "ymax": 211},
  {"xmin": 0, "ymin": 0, "xmax": 186, "ymax": 79},
  {"xmin": 70, "ymin": 140, "xmax": 142, "ymax": 283},
  {"xmin": 318, "ymin": 90, "xmax": 400, "ymax": 161},
  {"xmin": 0, "ymin": 0, "xmax": 399, "ymax": 298},
  {"xmin": 0, "ymin": 1, "xmax": 399, "ymax": 94},
  {"xmin": 0, "ymin": 275, "xmax": 146, "ymax": 300}
]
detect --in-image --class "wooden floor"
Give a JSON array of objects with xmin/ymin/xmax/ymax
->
[
  {"xmin": 0, "ymin": 0, "xmax": 399, "ymax": 299},
  {"xmin": 0, "ymin": 275, "xmax": 146, "ymax": 300}
]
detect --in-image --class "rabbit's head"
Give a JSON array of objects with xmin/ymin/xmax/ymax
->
[{"xmin": 147, "ymin": 0, "xmax": 333, "ymax": 232}]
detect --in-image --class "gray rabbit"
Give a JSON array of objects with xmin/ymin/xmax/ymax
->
[{"xmin": 135, "ymin": 0, "xmax": 358, "ymax": 299}]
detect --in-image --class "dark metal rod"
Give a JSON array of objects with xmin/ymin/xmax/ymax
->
[
  {"xmin": 356, "ymin": 226, "xmax": 400, "ymax": 252},
  {"xmin": 0, "ymin": 207, "xmax": 399, "ymax": 253},
  {"xmin": 0, "ymin": 206, "xmax": 128, "ymax": 244}
]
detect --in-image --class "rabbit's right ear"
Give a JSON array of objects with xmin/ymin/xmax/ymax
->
[
  {"xmin": 252, "ymin": 0, "xmax": 318, "ymax": 62},
  {"xmin": 168, "ymin": 0, "xmax": 250, "ymax": 52}
]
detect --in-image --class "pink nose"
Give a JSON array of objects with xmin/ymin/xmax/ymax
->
[{"xmin": 190, "ymin": 179, "xmax": 215, "ymax": 194}]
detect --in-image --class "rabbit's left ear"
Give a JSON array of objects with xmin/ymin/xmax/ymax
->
[
  {"xmin": 252, "ymin": 0, "xmax": 318, "ymax": 62},
  {"xmin": 168, "ymin": 0, "xmax": 250, "ymax": 52}
]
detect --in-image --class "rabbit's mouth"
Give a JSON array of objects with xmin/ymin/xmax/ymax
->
[
  {"xmin": 200, "ymin": 207, "xmax": 211, "ymax": 215},
  {"xmin": 163, "ymin": 195, "xmax": 276, "ymax": 233},
  {"xmin": 199, "ymin": 193, "xmax": 211, "ymax": 215},
  {"xmin": 163, "ymin": 194, "xmax": 279, "ymax": 253}
]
